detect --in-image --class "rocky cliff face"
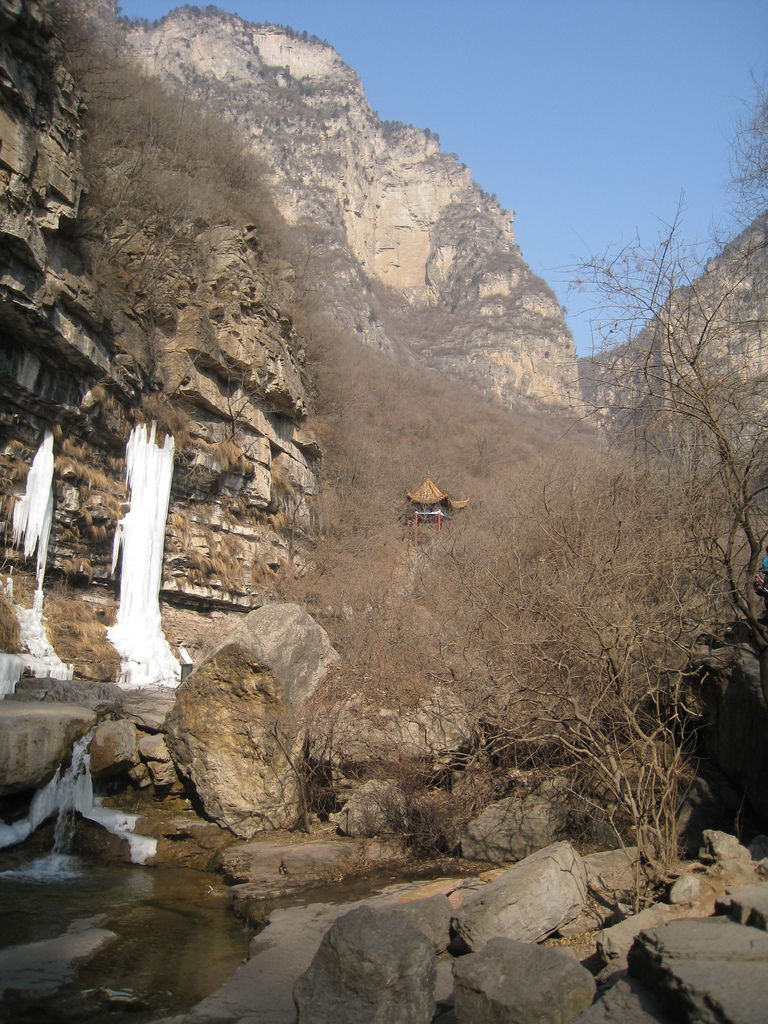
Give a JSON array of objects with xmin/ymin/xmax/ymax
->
[
  {"xmin": 0, "ymin": 0, "xmax": 319, "ymax": 673},
  {"xmin": 125, "ymin": 8, "xmax": 579, "ymax": 409}
]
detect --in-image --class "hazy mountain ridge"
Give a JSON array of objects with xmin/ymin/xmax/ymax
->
[{"xmin": 578, "ymin": 212, "xmax": 768, "ymax": 428}]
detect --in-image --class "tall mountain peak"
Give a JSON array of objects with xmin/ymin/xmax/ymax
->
[{"xmin": 125, "ymin": 6, "xmax": 579, "ymax": 409}]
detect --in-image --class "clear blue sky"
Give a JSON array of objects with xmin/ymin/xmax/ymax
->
[{"xmin": 118, "ymin": 1, "xmax": 768, "ymax": 355}]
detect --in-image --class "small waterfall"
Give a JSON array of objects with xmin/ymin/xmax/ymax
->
[
  {"xmin": 9, "ymin": 432, "xmax": 73, "ymax": 681},
  {"xmin": 108, "ymin": 423, "xmax": 180, "ymax": 689},
  {"xmin": 0, "ymin": 732, "xmax": 157, "ymax": 865}
]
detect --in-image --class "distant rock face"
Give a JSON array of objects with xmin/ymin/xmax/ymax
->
[
  {"xmin": 125, "ymin": 9, "xmax": 580, "ymax": 409},
  {"xmin": 578, "ymin": 212, "xmax": 768, "ymax": 428}
]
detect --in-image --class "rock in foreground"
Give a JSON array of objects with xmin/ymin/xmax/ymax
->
[
  {"xmin": 293, "ymin": 905, "xmax": 436, "ymax": 1024},
  {"xmin": 166, "ymin": 604, "xmax": 338, "ymax": 837},
  {"xmin": 453, "ymin": 937, "xmax": 596, "ymax": 1024},
  {"xmin": 628, "ymin": 917, "xmax": 768, "ymax": 1024},
  {"xmin": 452, "ymin": 840, "xmax": 588, "ymax": 951}
]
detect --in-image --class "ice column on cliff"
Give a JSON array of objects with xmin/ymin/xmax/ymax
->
[
  {"xmin": 10, "ymin": 431, "xmax": 72, "ymax": 681},
  {"xmin": 13, "ymin": 430, "xmax": 54, "ymax": 614},
  {"xmin": 108, "ymin": 423, "xmax": 180, "ymax": 688}
]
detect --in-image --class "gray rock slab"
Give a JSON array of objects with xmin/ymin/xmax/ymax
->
[
  {"xmin": 0, "ymin": 703, "xmax": 96, "ymax": 796},
  {"xmin": 584, "ymin": 847, "xmax": 640, "ymax": 895},
  {"xmin": 452, "ymin": 841, "xmax": 588, "ymax": 951},
  {"xmin": 12, "ymin": 678, "xmax": 118, "ymax": 707},
  {"xmin": 0, "ymin": 919, "xmax": 116, "ymax": 997},
  {"xmin": 597, "ymin": 905, "xmax": 676, "ymax": 965},
  {"xmin": 453, "ymin": 937, "xmax": 596, "ymax": 1024},
  {"xmin": 699, "ymin": 830, "xmax": 751, "ymax": 864},
  {"xmin": 716, "ymin": 884, "xmax": 768, "ymax": 929},
  {"xmin": 460, "ymin": 778, "xmax": 570, "ymax": 865},
  {"xmin": 389, "ymin": 893, "xmax": 453, "ymax": 953},
  {"xmin": 571, "ymin": 972, "xmax": 676, "ymax": 1024},
  {"xmin": 150, "ymin": 878, "xmax": 440, "ymax": 1024},
  {"xmin": 220, "ymin": 836, "xmax": 404, "ymax": 900},
  {"xmin": 293, "ymin": 905, "xmax": 435, "ymax": 1024},
  {"xmin": 115, "ymin": 687, "xmax": 176, "ymax": 731},
  {"xmin": 628, "ymin": 917, "xmax": 768, "ymax": 1024}
]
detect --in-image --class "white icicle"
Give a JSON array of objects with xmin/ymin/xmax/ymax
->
[
  {"xmin": 12, "ymin": 431, "xmax": 54, "ymax": 615},
  {"xmin": 0, "ymin": 653, "xmax": 24, "ymax": 698},
  {"xmin": 10, "ymin": 433, "xmax": 72, "ymax": 680},
  {"xmin": 108, "ymin": 423, "xmax": 180, "ymax": 689}
]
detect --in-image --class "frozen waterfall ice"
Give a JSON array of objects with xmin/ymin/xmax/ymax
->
[
  {"xmin": 9, "ymin": 431, "xmax": 72, "ymax": 681},
  {"xmin": 0, "ymin": 730, "xmax": 157, "ymax": 864},
  {"xmin": 0, "ymin": 653, "xmax": 24, "ymax": 697},
  {"xmin": 13, "ymin": 430, "xmax": 54, "ymax": 614},
  {"xmin": 108, "ymin": 423, "xmax": 180, "ymax": 688}
]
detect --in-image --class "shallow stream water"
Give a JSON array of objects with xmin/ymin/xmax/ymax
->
[{"xmin": 0, "ymin": 852, "xmax": 249, "ymax": 1024}]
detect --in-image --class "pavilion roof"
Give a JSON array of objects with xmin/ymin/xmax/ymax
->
[
  {"xmin": 407, "ymin": 477, "xmax": 468, "ymax": 510},
  {"xmin": 407, "ymin": 478, "xmax": 448, "ymax": 505}
]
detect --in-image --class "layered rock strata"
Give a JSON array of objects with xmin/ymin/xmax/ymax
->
[{"xmin": 0, "ymin": 1, "xmax": 320, "ymax": 676}]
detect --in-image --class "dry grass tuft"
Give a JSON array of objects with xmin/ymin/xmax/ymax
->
[
  {"xmin": 142, "ymin": 393, "xmax": 195, "ymax": 451},
  {"xmin": 0, "ymin": 591, "xmax": 19, "ymax": 652},
  {"xmin": 55, "ymin": 455, "xmax": 123, "ymax": 494},
  {"xmin": 45, "ymin": 591, "xmax": 119, "ymax": 674},
  {"xmin": 59, "ymin": 558, "xmax": 97, "ymax": 582}
]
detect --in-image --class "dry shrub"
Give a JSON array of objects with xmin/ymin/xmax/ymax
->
[
  {"xmin": 9, "ymin": 572, "xmax": 35, "ymax": 610},
  {"xmin": 59, "ymin": 557, "xmax": 96, "ymax": 582},
  {"xmin": 44, "ymin": 591, "xmax": 120, "ymax": 675},
  {"xmin": 185, "ymin": 536, "xmax": 243, "ymax": 592},
  {"xmin": 55, "ymin": 455, "xmax": 122, "ymax": 494},
  {"xmin": 142, "ymin": 393, "xmax": 195, "ymax": 451},
  {"xmin": 0, "ymin": 591, "xmax": 19, "ymax": 652}
]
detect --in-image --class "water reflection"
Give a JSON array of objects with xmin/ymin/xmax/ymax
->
[{"xmin": 0, "ymin": 854, "xmax": 248, "ymax": 1023}]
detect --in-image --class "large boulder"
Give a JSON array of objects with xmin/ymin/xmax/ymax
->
[
  {"xmin": 0, "ymin": 704, "xmax": 96, "ymax": 796},
  {"xmin": 166, "ymin": 603, "xmax": 339, "ymax": 836},
  {"xmin": 293, "ymin": 905, "xmax": 435, "ymax": 1024},
  {"xmin": 453, "ymin": 938, "xmax": 596, "ymax": 1024},
  {"xmin": 452, "ymin": 841, "xmax": 588, "ymax": 951},
  {"xmin": 460, "ymin": 777, "xmax": 570, "ymax": 864},
  {"xmin": 88, "ymin": 719, "xmax": 138, "ymax": 780}
]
